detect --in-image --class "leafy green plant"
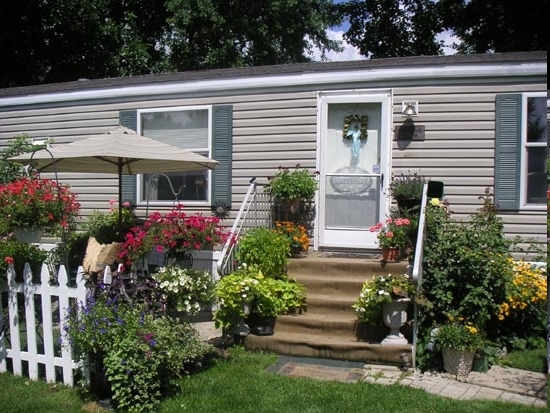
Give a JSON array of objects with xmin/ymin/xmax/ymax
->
[
  {"xmin": 0, "ymin": 134, "xmax": 40, "ymax": 186},
  {"xmin": 420, "ymin": 189, "xmax": 513, "ymax": 333},
  {"xmin": 264, "ymin": 164, "xmax": 318, "ymax": 200},
  {"xmin": 212, "ymin": 267, "xmax": 260, "ymax": 331},
  {"xmin": 236, "ymin": 227, "xmax": 290, "ymax": 277},
  {"xmin": 1, "ymin": 238, "xmax": 48, "ymax": 278},
  {"xmin": 252, "ymin": 272, "xmax": 307, "ymax": 317},
  {"xmin": 64, "ymin": 293, "xmax": 212, "ymax": 412},
  {"xmin": 388, "ymin": 171, "xmax": 425, "ymax": 199},
  {"xmin": 213, "ymin": 265, "xmax": 306, "ymax": 330},
  {"xmin": 151, "ymin": 265, "xmax": 215, "ymax": 315},
  {"xmin": 84, "ymin": 200, "xmax": 138, "ymax": 244}
]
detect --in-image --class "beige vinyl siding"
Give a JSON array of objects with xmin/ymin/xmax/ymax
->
[
  {"xmin": 391, "ymin": 83, "xmax": 547, "ymax": 254},
  {"xmin": 0, "ymin": 91, "xmax": 320, "ymax": 222},
  {"xmin": 0, "ymin": 62, "xmax": 546, "ymax": 256}
]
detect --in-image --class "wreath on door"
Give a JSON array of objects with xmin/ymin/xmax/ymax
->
[{"xmin": 342, "ymin": 114, "xmax": 368, "ymax": 141}]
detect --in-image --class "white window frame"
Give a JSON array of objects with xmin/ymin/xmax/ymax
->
[
  {"xmin": 519, "ymin": 93, "xmax": 548, "ymax": 210},
  {"xmin": 135, "ymin": 105, "xmax": 213, "ymax": 206}
]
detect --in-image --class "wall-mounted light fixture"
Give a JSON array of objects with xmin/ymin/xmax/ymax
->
[{"xmin": 401, "ymin": 101, "xmax": 419, "ymax": 117}]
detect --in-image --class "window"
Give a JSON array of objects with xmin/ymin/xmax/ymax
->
[
  {"xmin": 495, "ymin": 93, "xmax": 548, "ymax": 210},
  {"xmin": 119, "ymin": 105, "xmax": 233, "ymax": 208},
  {"xmin": 523, "ymin": 95, "xmax": 548, "ymax": 205},
  {"xmin": 139, "ymin": 107, "xmax": 211, "ymax": 204}
]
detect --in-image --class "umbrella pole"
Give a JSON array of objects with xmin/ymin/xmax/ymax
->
[{"xmin": 118, "ymin": 162, "xmax": 123, "ymax": 231}]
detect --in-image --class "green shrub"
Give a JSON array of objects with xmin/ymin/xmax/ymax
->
[
  {"xmin": 64, "ymin": 294, "xmax": 212, "ymax": 412},
  {"xmin": 236, "ymin": 227, "xmax": 290, "ymax": 277},
  {"xmin": 420, "ymin": 190, "xmax": 512, "ymax": 332},
  {"xmin": 417, "ymin": 189, "xmax": 518, "ymax": 369}
]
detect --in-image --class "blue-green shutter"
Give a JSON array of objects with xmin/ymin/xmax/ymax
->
[
  {"xmin": 495, "ymin": 94, "xmax": 522, "ymax": 210},
  {"xmin": 212, "ymin": 105, "xmax": 233, "ymax": 206},
  {"xmin": 119, "ymin": 111, "xmax": 137, "ymax": 204}
]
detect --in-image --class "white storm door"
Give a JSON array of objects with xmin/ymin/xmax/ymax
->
[{"xmin": 316, "ymin": 92, "xmax": 391, "ymax": 249}]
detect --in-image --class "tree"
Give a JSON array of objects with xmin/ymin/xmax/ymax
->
[
  {"xmin": 0, "ymin": 0, "xmax": 341, "ymax": 88},
  {"xmin": 437, "ymin": 0, "xmax": 547, "ymax": 54},
  {"xmin": 338, "ymin": 0, "xmax": 443, "ymax": 59},
  {"xmin": 163, "ymin": 0, "xmax": 341, "ymax": 70}
]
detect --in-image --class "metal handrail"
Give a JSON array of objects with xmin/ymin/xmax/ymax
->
[{"xmin": 215, "ymin": 178, "xmax": 272, "ymax": 277}]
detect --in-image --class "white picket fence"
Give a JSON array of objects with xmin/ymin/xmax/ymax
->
[{"xmin": 0, "ymin": 263, "xmax": 87, "ymax": 386}]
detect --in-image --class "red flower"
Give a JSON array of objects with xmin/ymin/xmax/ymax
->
[
  {"xmin": 4, "ymin": 256, "xmax": 14, "ymax": 265},
  {"xmin": 0, "ymin": 176, "xmax": 80, "ymax": 230}
]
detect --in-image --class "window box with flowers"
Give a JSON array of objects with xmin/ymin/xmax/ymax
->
[
  {"xmin": 119, "ymin": 204, "xmax": 229, "ymax": 272},
  {"xmin": 0, "ymin": 176, "xmax": 80, "ymax": 241},
  {"xmin": 369, "ymin": 217, "xmax": 411, "ymax": 262}
]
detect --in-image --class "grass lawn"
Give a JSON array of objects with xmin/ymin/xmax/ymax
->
[
  {"xmin": 0, "ymin": 346, "xmax": 546, "ymax": 413},
  {"xmin": 502, "ymin": 348, "xmax": 548, "ymax": 373}
]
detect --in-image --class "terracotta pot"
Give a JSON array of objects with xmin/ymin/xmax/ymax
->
[
  {"xmin": 381, "ymin": 247, "xmax": 400, "ymax": 263},
  {"xmin": 281, "ymin": 198, "xmax": 301, "ymax": 214}
]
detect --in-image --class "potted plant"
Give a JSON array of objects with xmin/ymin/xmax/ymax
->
[
  {"xmin": 247, "ymin": 270, "xmax": 307, "ymax": 335},
  {"xmin": 273, "ymin": 221, "xmax": 310, "ymax": 256},
  {"xmin": 388, "ymin": 171, "xmax": 426, "ymax": 215},
  {"xmin": 352, "ymin": 273, "xmax": 421, "ymax": 344},
  {"xmin": 369, "ymin": 217, "xmax": 411, "ymax": 262},
  {"xmin": 151, "ymin": 265, "xmax": 216, "ymax": 318},
  {"xmin": 0, "ymin": 175, "xmax": 80, "ymax": 241},
  {"xmin": 213, "ymin": 265, "xmax": 306, "ymax": 337},
  {"xmin": 433, "ymin": 317, "xmax": 485, "ymax": 378},
  {"xmin": 265, "ymin": 164, "xmax": 318, "ymax": 214}
]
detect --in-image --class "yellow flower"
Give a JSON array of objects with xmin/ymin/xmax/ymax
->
[{"xmin": 430, "ymin": 198, "xmax": 440, "ymax": 206}]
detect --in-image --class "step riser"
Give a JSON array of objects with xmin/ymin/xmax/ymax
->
[{"xmin": 246, "ymin": 335, "xmax": 412, "ymax": 364}]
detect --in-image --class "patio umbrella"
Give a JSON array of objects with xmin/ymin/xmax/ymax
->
[{"xmin": 9, "ymin": 125, "xmax": 219, "ymax": 225}]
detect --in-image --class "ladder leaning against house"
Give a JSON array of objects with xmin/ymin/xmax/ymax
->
[{"xmin": 216, "ymin": 178, "xmax": 273, "ymax": 277}]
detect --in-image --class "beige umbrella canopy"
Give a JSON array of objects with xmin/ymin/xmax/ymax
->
[{"xmin": 9, "ymin": 125, "xmax": 219, "ymax": 224}]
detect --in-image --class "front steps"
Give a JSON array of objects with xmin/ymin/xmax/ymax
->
[{"xmin": 245, "ymin": 255, "xmax": 412, "ymax": 365}]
